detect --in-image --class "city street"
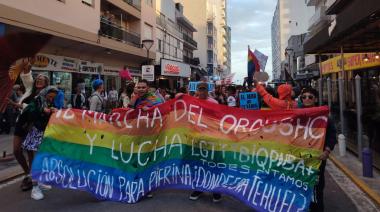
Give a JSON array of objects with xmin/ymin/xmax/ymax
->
[{"xmin": 0, "ymin": 160, "xmax": 364, "ymax": 212}]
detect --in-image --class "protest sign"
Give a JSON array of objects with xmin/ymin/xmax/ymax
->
[
  {"xmin": 188, "ymin": 82, "xmax": 215, "ymax": 92},
  {"xmin": 239, "ymin": 92, "xmax": 260, "ymax": 110}
]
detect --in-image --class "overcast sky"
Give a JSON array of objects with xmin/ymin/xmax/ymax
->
[{"xmin": 228, "ymin": 0, "xmax": 277, "ymax": 83}]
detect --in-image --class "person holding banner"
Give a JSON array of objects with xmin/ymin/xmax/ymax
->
[
  {"xmin": 128, "ymin": 79, "xmax": 163, "ymax": 111},
  {"xmin": 189, "ymin": 82, "xmax": 221, "ymax": 202},
  {"xmin": 299, "ymin": 87, "xmax": 337, "ymax": 212},
  {"xmin": 253, "ymin": 80, "xmax": 297, "ymax": 110}
]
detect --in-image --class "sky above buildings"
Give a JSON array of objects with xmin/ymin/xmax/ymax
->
[{"xmin": 228, "ymin": 0, "xmax": 277, "ymax": 84}]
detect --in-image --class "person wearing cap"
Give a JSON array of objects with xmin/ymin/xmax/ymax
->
[
  {"xmin": 89, "ymin": 79, "xmax": 105, "ymax": 112},
  {"xmin": 189, "ymin": 82, "xmax": 221, "ymax": 202},
  {"xmin": 253, "ymin": 80, "xmax": 297, "ymax": 110}
]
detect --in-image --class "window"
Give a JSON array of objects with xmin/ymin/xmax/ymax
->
[
  {"xmin": 157, "ymin": 39, "xmax": 162, "ymax": 52},
  {"xmin": 145, "ymin": 0, "xmax": 153, "ymax": 7},
  {"xmin": 82, "ymin": 0, "xmax": 93, "ymax": 6},
  {"xmin": 143, "ymin": 23, "xmax": 153, "ymax": 40},
  {"xmin": 175, "ymin": 48, "xmax": 178, "ymax": 58},
  {"xmin": 208, "ymin": 50, "xmax": 213, "ymax": 64},
  {"xmin": 177, "ymin": 40, "xmax": 180, "ymax": 48}
]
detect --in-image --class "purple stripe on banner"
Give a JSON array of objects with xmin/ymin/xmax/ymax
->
[{"xmin": 32, "ymin": 152, "xmax": 311, "ymax": 211}]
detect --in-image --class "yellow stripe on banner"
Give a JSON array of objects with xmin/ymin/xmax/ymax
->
[{"xmin": 45, "ymin": 123, "xmax": 322, "ymax": 159}]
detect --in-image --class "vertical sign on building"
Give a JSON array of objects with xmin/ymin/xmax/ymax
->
[{"xmin": 142, "ymin": 65, "xmax": 155, "ymax": 82}]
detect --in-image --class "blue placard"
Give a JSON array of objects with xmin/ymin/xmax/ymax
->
[
  {"xmin": 188, "ymin": 82, "xmax": 215, "ymax": 92},
  {"xmin": 239, "ymin": 92, "xmax": 259, "ymax": 110}
]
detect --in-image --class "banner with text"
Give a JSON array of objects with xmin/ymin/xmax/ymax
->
[{"xmin": 32, "ymin": 95, "xmax": 328, "ymax": 211}]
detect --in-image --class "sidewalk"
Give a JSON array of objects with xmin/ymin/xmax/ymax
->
[
  {"xmin": 0, "ymin": 133, "xmax": 23, "ymax": 183},
  {"xmin": 331, "ymin": 147, "xmax": 380, "ymax": 205}
]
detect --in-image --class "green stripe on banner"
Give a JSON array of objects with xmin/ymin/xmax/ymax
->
[
  {"xmin": 45, "ymin": 124, "xmax": 322, "ymax": 157},
  {"xmin": 39, "ymin": 137, "xmax": 320, "ymax": 186}
]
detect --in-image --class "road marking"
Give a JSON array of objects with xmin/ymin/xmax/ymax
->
[
  {"xmin": 0, "ymin": 176, "xmax": 23, "ymax": 190},
  {"xmin": 327, "ymin": 160, "xmax": 380, "ymax": 211}
]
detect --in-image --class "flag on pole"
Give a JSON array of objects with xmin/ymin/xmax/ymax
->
[
  {"xmin": 247, "ymin": 46, "xmax": 260, "ymax": 87},
  {"xmin": 253, "ymin": 49, "xmax": 268, "ymax": 71}
]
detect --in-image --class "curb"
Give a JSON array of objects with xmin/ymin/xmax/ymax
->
[{"xmin": 329, "ymin": 155, "xmax": 380, "ymax": 206}]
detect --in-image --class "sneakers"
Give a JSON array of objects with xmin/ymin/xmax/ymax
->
[
  {"xmin": 31, "ymin": 186, "xmax": 44, "ymax": 200},
  {"xmin": 189, "ymin": 191, "xmax": 203, "ymax": 200},
  {"xmin": 20, "ymin": 176, "xmax": 33, "ymax": 191},
  {"xmin": 212, "ymin": 193, "xmax": 222, "ymax": 203},
  {"xmin": 38, "ymin": 183, "xmax": 52, "ymax": 191}
]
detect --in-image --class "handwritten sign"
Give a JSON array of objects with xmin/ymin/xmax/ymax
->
[
  {"xmin": 188, "ymin": 82, "xmax": 215, "ymax": 92},
  {"xmin": 239, "ymin": 92, "xmax": 260, "ymax": 110},
  {"xmin": 32, "ymin": 95, "xmax": 328, "ymax": 211}
]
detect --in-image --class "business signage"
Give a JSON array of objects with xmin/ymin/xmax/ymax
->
[
  {"xmin": 79, "ymin": 61, "xmax": 103, "ymax": 75},
  {"xmin": 321, "ymin": 53, "xmax": 380, "ymax": 75},
  {"xmin": 142, "ymin": 65, "xmax": 155, "ymax": 81},
  {"xmin": 161, "ymin": 59, "xmax": 190, "ymax": 77}
]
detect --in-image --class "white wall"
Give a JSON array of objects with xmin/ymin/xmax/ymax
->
[{"xmin": 0, "ymin": 0, "xmax": 101, "ymax": 34}]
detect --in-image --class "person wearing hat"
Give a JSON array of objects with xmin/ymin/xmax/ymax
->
[
  {"xmin": 253, "ymin": 80, "xmax": 297, "ymax": 110},
  {"xmin": 189, "ymin": 82, "xmax": 221, "ymax": 202},
  {"xmin": 89, "ymin": 79, "xmax": 105, "ymax": 112}
]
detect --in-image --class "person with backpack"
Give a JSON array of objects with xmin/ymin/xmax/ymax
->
[{"xmin": 89, "ymin": 79, "xmax": 105, "ymax": 113}]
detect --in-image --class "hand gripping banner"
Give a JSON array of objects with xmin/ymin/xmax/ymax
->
[{"xmin": 32, "ymin": 95, "xmax": 329, "ymax": 211}]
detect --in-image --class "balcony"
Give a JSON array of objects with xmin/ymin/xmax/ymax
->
[
  {"xmin": 183, "ymin": 33, "xmax": 197, "ymax": 49},
  {"xmin": 122, "ymin": 0, "xmax": 141, "ymax": 10},
  {"xmin": 156, "ymin": 15, "xmax": 183, "ymax": 39},
  {"xmin": 183, "ymin": 56, "xmax": 199, "ymax": 66},
  {"xmin": 308, "ymin": 6, "xmax": 331, "ymax": 32},
  {"xmin": 99, "ymin": 17, "xmax": 141, "ymax": 48}
]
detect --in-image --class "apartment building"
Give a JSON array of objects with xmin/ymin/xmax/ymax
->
[{"xmin": 0, "ymin": 0, "xmax": 156, "ymax": 102}]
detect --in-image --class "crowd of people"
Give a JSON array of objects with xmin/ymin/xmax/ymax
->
[{"xmin": 0, "ymin": 64, "xmax": 336, "ymax": 211}]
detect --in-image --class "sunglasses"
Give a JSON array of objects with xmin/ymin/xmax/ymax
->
[{"xmin": 302, "ymin": 95, "xmax": 315, "ymax": 100}]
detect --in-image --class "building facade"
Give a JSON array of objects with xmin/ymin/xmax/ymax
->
[
  {"xmin": 175, "ymin": 0, "xmax": 231, "ymax": 79},
  {"xmin": 271, "ymin": 0, "xmax": 314, "ymax": 80},
  {"xmin": 0, "ymin": 0, "xmax": 156, "ymax": 104}
]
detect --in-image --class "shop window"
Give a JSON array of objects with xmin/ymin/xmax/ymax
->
[{"xmin": 143, "ymin": 23, "xmax": 153, "ymax": 40}]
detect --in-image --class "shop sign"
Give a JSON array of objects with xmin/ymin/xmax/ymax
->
[
  {"xmin": 79, "ymin": 61, "xmax": 103, "ymax": 75},
  {"xmin": 102, "ymin": 66, "xmax": 120, "ymax": 76},
  {"xmin": 142, "ymin": 65, "xmax": 155, "ymax": 82},
  {"xmin": 33, "ymin": 54, "xmax": 62, "ymax": 71},
  {"xmin": 61, "ymin": 57, "xmax": 79, "ymax": 72},
  {"xmin": 321, "ymin": 53, "xmax": 380, "ymax": 75},
  {"xmin": 161, "ymin": 59, "xmax": 190, "ymax": 77},
  {"xmin": 129, "ymin": 68, "xmax": 141, "ymax": 76}
]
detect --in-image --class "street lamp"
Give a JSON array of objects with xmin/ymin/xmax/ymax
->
[{"xmin": 142, "ymin": 39, "xmax": 154, "ymax": 64}]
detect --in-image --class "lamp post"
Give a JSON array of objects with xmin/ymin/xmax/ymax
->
[{"xmin": 142, "ymin": 39, "xmax": 154, "ymax": 65}]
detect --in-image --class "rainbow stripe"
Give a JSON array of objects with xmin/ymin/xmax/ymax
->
[{"xmin": 32, "ymin": 95, "xmax": 328, "ymax": 211}]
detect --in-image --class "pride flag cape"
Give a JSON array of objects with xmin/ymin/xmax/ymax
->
[
  {"xmin": 247, "ymin": 47, "xmax": 260, "ymax": 86},
  {"xmin": 32, "ymin": 95, "xmax": 329, "ymax": 211}
]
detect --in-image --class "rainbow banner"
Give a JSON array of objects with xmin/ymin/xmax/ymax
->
[{"xmin": 32, "ymin": 95, "xmax": 329, "ymax": 211}]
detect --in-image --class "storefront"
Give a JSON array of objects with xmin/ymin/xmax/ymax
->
[
  {"xmin": 321, "ymin": 53, "xmax": 380, "ymax": 160},
  {"xmin": 156, "ymin": 59, "xmax": 191, "ymax": 91},
  {"xmin": 31, "ymin": 53, "xmax": 140, "ymax": 106}
]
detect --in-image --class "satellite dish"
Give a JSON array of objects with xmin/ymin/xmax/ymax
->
[{"xmin": 254, "ymin": 72, "xmax": 269, "ymax": 82}]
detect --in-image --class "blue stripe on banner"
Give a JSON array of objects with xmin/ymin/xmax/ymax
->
[{"xmin": 32, "ymin": 152, "xmax": 312, "ymax": 211}]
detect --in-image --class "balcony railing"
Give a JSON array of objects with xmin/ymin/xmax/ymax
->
[
  {"xmin": 183, "ymin": 33, "xmax": 197, "ymax": 48},
  {"xmin": 122, "ymin": 0, "xmax": 141, "ymax": 10},
  {"xmin": 308, "ymin": 6, "xmax": 330, "ymax": 31},
  {"xmin": 183, "ymin": 56, "xmax": 199, "ymax": 66},
  {"xmin": 156, "ymin": 15, "xmax": 183, "ymax": 39},
  {"xmin": 99, "ymin": 18, "xmax": 141, "ymax": 48}
]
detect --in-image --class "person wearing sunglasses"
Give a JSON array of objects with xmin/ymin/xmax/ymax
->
[{"xmin": 299, "ymin": 87, "xmax": 337, "ymax": 212}]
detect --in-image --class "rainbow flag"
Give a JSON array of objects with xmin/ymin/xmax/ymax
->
[
  {"xmin": 32, "ymin": 95, "xmax": 328, "ymax": 211},
  {"xmin": 247, "ymin": 47, "xmax": 260, "ymax": 87}
]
